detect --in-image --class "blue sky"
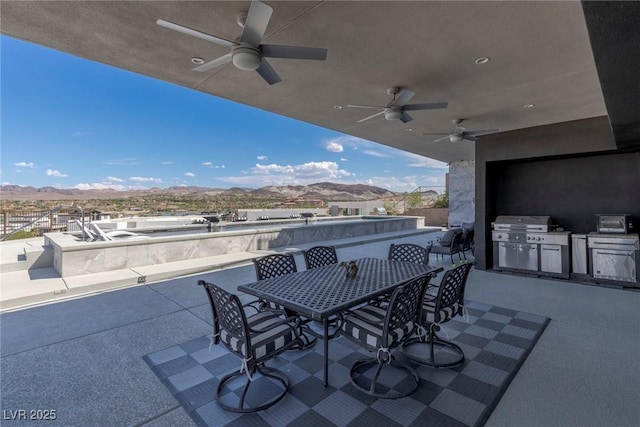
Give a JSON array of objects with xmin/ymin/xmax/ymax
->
[{"xmin": 1, "ymin": 36, "xmax": 447, "ymax": 193}]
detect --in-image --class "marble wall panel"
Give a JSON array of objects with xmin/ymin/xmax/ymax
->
[
  {"xmin": 165, "ymin": 239, "xmax": 201, "ymax": 262},
  {"xmin": 124, "ymin": 244, "xmax": 149, "ymax": 268},
  {"xmin": 449, "ymin": 160, "xmax": 476, "ymax": 227},
  {"xmin": 147, "ymin": 242, "xmax": 167, "ymax": 265},
  {"xmin": 103, "ymin": 246, "xmax": 130, "ymax": 271},
  {"xmin": 82, "ymin": 248, "xmax": 107, "ymax": 275}
]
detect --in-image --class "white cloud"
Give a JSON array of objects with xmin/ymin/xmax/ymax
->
[
  {"xmin": 160, "ymin": 161, "xmax": 174, "ymax": 165},
  {"xmin": 325, "ymin": 142, "xmax": 344, "ymax": 153},
  {"xmin": 129, "ymin": 176, "xmax": 162, "ymax": 183},
  {"xmin": 219, "ymin": 161, "xmax": 353, "ymax": 186},
  {"xmin": 104, "ymin": 176, "xmax": 124, "ymax": 183},
  {"xmin": 75, "ymin": 182, "xmax": 125, "ymax": 190},
  {"xmin": 361, "ymin": 149, "xmax": 390, "ymax": 158},
  {"xmin": 14, "ymin": 161, "xmax": 35, "ymax": 168},
  {"xmin": 46, "ymin": 169, "xmax": 69, "ymax": 178},
  {"xmin": 184, "ymin": 172, "xmax": 195, "ymax": 177},
  {"xmin": 104, "ymin": 157, "xmax": 138, "ymax": 166},
  {"xmin": 340, "ymin": 158, "xmax": 348, "ymax": 161},
  {"xmin": 202, "ymin": 161, "xmax": 225, "ymax": 169},
  {"xmin": 401, "ymin": 152, "xmax": 449, "ymax": 169},
  {"xmin": 257, "ymin": 155, "xmax": 267, "ymax": 160}
]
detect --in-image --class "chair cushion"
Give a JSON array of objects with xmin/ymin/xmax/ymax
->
[
  {"xmin": 438, "ymin": 229, "xmax": 458, "ymax": 247},
  {"xmin": 340, "ymin": 305, "xmax": 414, "ymax": 349},
  {"xmin": 421, "ymin": 300, "xmax": 461, "ymax": 323},
  {"xmin": 220, "ymin": 310, "xmax": 298, "ymax": 359}
]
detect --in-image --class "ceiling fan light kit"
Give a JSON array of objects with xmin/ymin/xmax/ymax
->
[
  {"xmin": 232, "ymin": 47, "xmax": 262, "ymax": 70},
  {"xmin": 425, "ymin": 119, "xmax": 499, "ymax": 143},
  {"xmin": 348, "ymin": 87, "xmax": 448, "ymax": 124},
  {"xmin": 384, "ymin": 109, "xmax": 403, "ymax": 121}
]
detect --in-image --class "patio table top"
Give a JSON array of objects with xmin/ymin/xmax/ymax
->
[{"xmin": 238, "ymin": 257, "xmax": 443, "ymax": 322}]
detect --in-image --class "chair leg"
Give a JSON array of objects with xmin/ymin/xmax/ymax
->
[
  {"xmin": 216, "ymin": 364, "xmax": 289, "ymax": 413},
  {"xmin": 403, "ymin": 331, "xmax": 465, "ymax": 368},
  {"xmin": 350, "ymin": 356, "xmax": 419, "ymax": 399}
]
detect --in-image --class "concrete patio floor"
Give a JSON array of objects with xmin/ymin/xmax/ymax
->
[{"xmin": 1, "ymin": 230, "xmax": 639, "ymax": 426}]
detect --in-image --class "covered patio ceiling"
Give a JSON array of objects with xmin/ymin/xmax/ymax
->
[{"xmin": 0, "ymin": 1, "xmax": 616, "ymax": 164}]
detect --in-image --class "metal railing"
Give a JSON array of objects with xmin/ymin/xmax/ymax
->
[{"xmin": 0, "ymin": 206, "xmax": 87, "ymax": 241}]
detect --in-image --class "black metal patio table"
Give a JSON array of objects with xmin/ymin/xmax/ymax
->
[{"xmin": 238, "ymin": 257, "xmax": 443, "ymax": 386}]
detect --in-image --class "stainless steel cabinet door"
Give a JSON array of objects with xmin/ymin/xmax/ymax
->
[
  {"xmin": 518, "ymin": 244, "xmax": 539, "ymax": 271},
  {"xmin": 499, "ymin": 242, "xmax": 518, "ymax": 269},
  {"xmin": 540, "ymin": 244, "xmax": 562, "ymax": 273},
  {"xmin": 592, "ymin": 249, "xmax": 636, "ymax": 282}
]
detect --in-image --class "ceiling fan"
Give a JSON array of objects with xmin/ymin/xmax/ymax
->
[
  {"xmin": 347, "ymin": 87, "xmax": 448, "ymax": 123},
  {"xmin": 156, "ymin": 0, "xmax": 327, "ymax": 85},
  {"xmin": 423, "ymin": 119, "xmax": 498, "ymax": 142}
]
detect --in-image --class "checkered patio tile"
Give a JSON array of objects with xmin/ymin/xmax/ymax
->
[{"xmin": 143, "ymin": 301, "xmax": 549, "ymax": 426}]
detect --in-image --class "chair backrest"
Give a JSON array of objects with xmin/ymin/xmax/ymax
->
[
  {"xmin": 434, "ymin": 261, "xmax": 474, "ymax": 321},
  {"xmin": 253, "ymin": 253, "xmax": 297, "ymax": 280},
  {"xmin": 462, "ymin": 229, "xmax": 475, "ymax": 249},
  {"xmin": 388, "ymin": 243, "xmax": 429, "ymax": 264},
  {"xmin": 449, "ymin": 230, "xmax": 464, "ymax": 253},
  {"xmin": 383, "ymin": 274, "xmax": 430, "ymax": 347},
  {"xmin": 303, "ymin": 246, "xmax": 338, "ymax": 270},
  {"xmin": 197, "ymin": 280, "xmax": 250, "ymax": 357}
]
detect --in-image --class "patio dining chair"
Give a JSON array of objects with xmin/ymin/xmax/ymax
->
[
  {"xmin": 339, "ymin": 274, "xmax": 430, "ymax": 398},
  {"xmin": 402, "ymin": 261, "xmax": 474, "ymax": 368},
  {"xmin": 197, "ymin": 280, "xmax": 304, "ymax": 413},
  {"xmin": 429, "ymin": 229, "xmax": 464, "ymax": 264},
  {"xmin": 302, "ymin": 245, "xmax": 338, "ymax": 270},
  {"xmin": 253, "ymin": 253, "xmax": 317, "ymax": 349},
  {"xmin": 460, "ymin": 228, "xmax": 475, "ymax": 259},
  {"xmin": 388, "ymin": 243, "xmax": 431, "ymax": 264},
  {"xmin": 301, "ymin": 245, "xmax": 342, "ymax": 338}
]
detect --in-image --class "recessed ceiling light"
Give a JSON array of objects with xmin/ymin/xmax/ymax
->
[
  {"xmin": 523, "ymin": 103, "xmax": 535, "ymax": 109},
  {"xmin": 191, "ymin": 57, "xmax": 205, "ymax": 65},
  {"xmin": 333, "ymin": 105, "xmax": 343, "ymax": 109},
  {"xmin": 405, "ymin": 128, "xmax": 413, "ymax": 132},
  {"xmin": 475, "ymin": 57, "xmax": 490, "ymax": 65}
]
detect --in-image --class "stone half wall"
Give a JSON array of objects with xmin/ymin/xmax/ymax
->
[
  {"xmin": 46, "ymin": 216, "xmax": 425, "ymax": 277},
  {"xmin": 449, "ymin": 160, "xmax": 475, "ymax": 227}
]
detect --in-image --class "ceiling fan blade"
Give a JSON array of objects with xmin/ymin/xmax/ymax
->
[
  {"xmin": 433, "ymin": 135, "xmax": 450, "ymax": 143},
  {"xmin": 466, "ymin": 128, "xmax": 499, "ymax": 136},
  {"xmin": 420, "ymin": 132, "xmax": 449, "ymax": 136},
  {"xmin": 390, "ymin": 89, "xmax": 415, "ymax": 107},
  {"xmin": 403, "ymin": 102, "xmax": 449, "ymax": 111},
  {"xmin": 256, "ymin": 59, "xmax": 281, "ymax": 85},
  {"xmin": 241, "ymin": 0, "xmax": 273, "ymax": 47},
  {"xmin": 261, "ymin": 44, "xmax": 327, "ymax": 60},
  {"xmin": 346, "ymin": 104, "xmax": 386, "ymax": 109},
  {"xmin": 156, "ymin": 19, "xmax": 236, "ymax": 47},
  {"xmin": 192, "ymin": 53, "xmax": 233, "ymax": 72},
  {"xmin": 357, "ymin": 110, "xmax": 385, "ymax": 123},
  {"xmin": 400, "ymin": 112, "xmax": 413, "ymax": 123}
]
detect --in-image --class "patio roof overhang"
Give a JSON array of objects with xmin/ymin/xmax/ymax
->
[{"xmin": 2, "ymin": 1, "xmax": 637, "ymax": 164}]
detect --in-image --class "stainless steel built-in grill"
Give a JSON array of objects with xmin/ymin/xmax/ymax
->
[{"xmin": 492, "ymin": 215, "xmax": 570, "ymax": 278}]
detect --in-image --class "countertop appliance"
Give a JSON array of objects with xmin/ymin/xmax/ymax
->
[
  {"xmin": 596, "ymin": 214, "xmax": 635, "ymax": 234},
  {"xmin": 587, "ymin": 233, "xmax": 639, "ymax": 285},
  {"xmin": 492, "ymin": 215, "xmax": 570, "ymax": 278}
]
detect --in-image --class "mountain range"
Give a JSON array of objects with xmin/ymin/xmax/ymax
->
[{"xmin": 0, "ymin": 182, "xmax": 411, "ymax": 201}]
